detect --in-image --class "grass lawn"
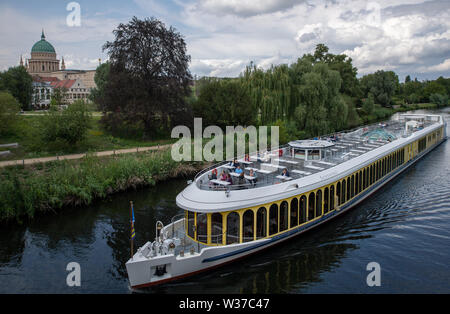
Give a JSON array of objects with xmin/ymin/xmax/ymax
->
[{"xmin": 0, "ymin": 115, "xmax": 176, "ymax": 161}]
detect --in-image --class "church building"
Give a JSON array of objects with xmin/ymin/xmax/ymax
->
[{"xmin": 21, "ymin": 30, "xmax": 97, "ymax": 108}]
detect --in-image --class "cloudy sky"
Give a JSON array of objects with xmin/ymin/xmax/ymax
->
[{"xmin": 1, "ymin": 0, "xmax": 449, "ymax": 81}]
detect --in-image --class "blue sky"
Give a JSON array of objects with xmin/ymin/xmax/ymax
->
[{"xmin": 1, "ymin": 0, "xmax": 449, "ymax": 81}]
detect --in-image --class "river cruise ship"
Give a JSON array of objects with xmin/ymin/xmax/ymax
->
[{"xmin": 126, "ymin": 113, "xmax": 447, "ymax": 289}]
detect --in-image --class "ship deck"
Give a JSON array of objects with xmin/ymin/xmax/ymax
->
[{"xmin": 195, "ymin": 116, "xmax": 439, "ymax": 191}]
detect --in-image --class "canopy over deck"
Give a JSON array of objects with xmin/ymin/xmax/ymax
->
[{"xmin": 288, "ymin": 140, "xmax": 335, "ymax": 149}]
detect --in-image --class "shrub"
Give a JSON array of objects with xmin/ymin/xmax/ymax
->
[
  {"xmin": 40, "ymin": 100, "xmax": 92, "ymax": 146},
  {"xmin": 0, "ymin": 91, "xmax": 20, "ymax": 136}
]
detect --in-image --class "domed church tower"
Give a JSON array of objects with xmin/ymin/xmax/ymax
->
[{"xmin": 27, "ymin": 29, "xmax": 60, "ymax": 75}]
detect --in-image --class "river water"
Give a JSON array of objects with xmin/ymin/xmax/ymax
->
[{"xmin": 1, "ymin": 108, "xmax": 449, "ymax": 294}]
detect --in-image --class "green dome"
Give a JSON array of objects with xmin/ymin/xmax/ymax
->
[{"xmin": 31, "ymin": 30, "xmax": 56, "ymax": 53}]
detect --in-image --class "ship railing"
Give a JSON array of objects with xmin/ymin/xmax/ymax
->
[
  {"xmin": 194, "ymin": 145, "xmax": 297, "ymax": 190},
  {"xmin": 193, "ymin": 145, "xmax": 291, "ymax": 183},
  {"xmin": 167, "ymin": 213, "xmax": 186, "ymax": 239}
]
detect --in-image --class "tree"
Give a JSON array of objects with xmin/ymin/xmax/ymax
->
[
  {"xmin": 90, "ymin": 62, "xmax": 110, "ymax": 104},
  {"xmin": 193, "ymin": 80, "xmax": 255, "ymax": 129},
  {"xmin": 423, "ymin": 81, "xmax": 446, "ymax": 101},
  {"xmin": 40, "ymin": 100, "xmax": 92, "ymax": 146},
  {"xmin": 0, "ymin": 91, "xmax": 20, "ymax": 136},
  {"xmin": 99, "ymin": 17, "xmax": 193, "ymax": 137},
  {"xmin": 362, "ymin": 93, "xmax": 375, "ymax": 115},
  {"xmin": 360, "ymin": 70, "xmax": 399, "ymax": 107},
  {"xmin": 294, "ymin": 63, "xmax": 347, "ymax": 137},
  {"xmin": 405, "ymin": 75, "xmax": 411, "ymax": 83},
  {"xmin": 312, "ymin": 44, "xmax": 360, "ymax": 97},
  {"xmin": 0, "ymin": 66, "xmax": 33, "ymax": 110},
  {"xmin": 430, "ymin": 93, "xmax": 449, "ymax": 107}
]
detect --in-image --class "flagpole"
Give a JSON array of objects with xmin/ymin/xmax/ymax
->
[{"xmin": 130, "ymin": 201, "xmax": 134, "ymax": 260}]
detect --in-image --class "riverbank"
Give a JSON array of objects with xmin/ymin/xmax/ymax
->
[{"xmin": 0, "ymin": 148, "xmax": 208, "ymax": 223}]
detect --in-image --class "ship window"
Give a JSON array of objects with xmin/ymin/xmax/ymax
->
[
  {"xmin": 299, "ymin": 196, "xmax": 307, "ymax": 224},
  {"xmin": 351, "ymin": 175, "xmax": 355, "ymax": 198},
  {"xmin": 187, "ymin": 211, "xmax": 195, "ymax": 238},
  {"xmin": 280, "ymin": 201, "xmax": 289, "ymax": 232},
  {"xmin": 226, "ymin": 212, "xmax": 240, "ymax": 244},
  {"xmin": 330, "ymin": 185, "xmax": 335, "ymax": 210},
  {"xmin": 324, "ymin": 187, "xmax": 329, "ymax": 213},
  {"xmin": 309, "ymin": 150, "xmax": 320, "ymax": 160},
  {"xmin": 308, "ymin": 192, "xmax": 315, "ymax": 220},
  {"xmin": 196, "ymin": 213, "xmax": 208, "ymax": 244},
  {"xmin": 336, "ymin": 182, "xmax": 341, "ymax": 205},
  {"xmin": 316, "ymin": 190, "xmax": 322, "ymax": 217},
  {"xmin": 362, "ymin": 169, "xmax": 366, "ymax": 190},
  {"xmin": 342, "ymin": 179, "xmax": 346, "ymax": 204},
  {"xmin": 269, "ymin": 204, "xmax": 279, "ymax": 236},
  {"xmin": 346, "ymin": 178, "xmax": 350, "ymax": 201},
  {"xmin": 375, "ymin": 162, "xmax": 378, "ymax": 181},
  {"xmin": 295, "ymin": 149, "xmax": 306, "ymax": 159},
  {"xmin": 243, "ymin": 210, "xmax": 254, "ymax": 242},
  {"xmin": 355, "ymin": 172, "xmax": 359, "ymax": 195},
  {"xmin": 256, "ymin": 207, "xmax": 267, "ymax": 239},
  {"xmin": 211, "ymin": 213, "xmax": 223, "ymax": 244},
  {"xmin": 365, "ymin": 167, "xmax": 369, "ymax": 188},
  {"xmin": 379, "ymin": 160, "xmax": 382, "ymax": 180},
  {"xmin": 290, "ymin": 198, "xmax": 299, "ymax": 228},
  {"xmin": 371, "ymin": 165, "xmax": 374, "ymax": 185}
]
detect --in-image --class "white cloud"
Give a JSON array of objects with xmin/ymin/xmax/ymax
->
[
  {"xmin": 191, "ymin": 58, "xmax": 248, "ymax": 77},
  {"xmin": 419, "ymin": 58, "xmax": 450, "ymax": 72}
]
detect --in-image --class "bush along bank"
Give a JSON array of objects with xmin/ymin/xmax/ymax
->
[{"xmin": 0, "ymin": 149, "xmax": 206, "ymax": 223}]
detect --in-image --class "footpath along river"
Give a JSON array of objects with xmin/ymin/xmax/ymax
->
[{"xmin": 0, "ymin": 108, "xmax": 449, "ymax": 293}]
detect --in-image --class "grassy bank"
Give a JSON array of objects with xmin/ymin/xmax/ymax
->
[{"xmin": 0, "ymin": 149, "xmax": 206, "ymax": 223}]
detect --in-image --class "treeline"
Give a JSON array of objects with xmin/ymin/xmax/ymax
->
[{"xmin": 191, "ymin": 44, "xmax": 449, "ymax": 142}]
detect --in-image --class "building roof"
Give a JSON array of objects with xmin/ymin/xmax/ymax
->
[
  {"xmin": 31, "ymin": 30, "xmax": 56, "ymax": 53},
  {"xmin": 50, "ymin": 79, "xmax": 76, "ymax": 89},
  {"xmin": 33, "ymin": 75, "xmax": 60, "ymax": 82}
]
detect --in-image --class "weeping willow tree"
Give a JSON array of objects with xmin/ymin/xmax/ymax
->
[
  {"xmin": 239, "ymin": 52, "xmax": 349, "ymax": 138},
  {"xmin": 240, "ymin": 62, "xmax": 293, "ymax": 124}
]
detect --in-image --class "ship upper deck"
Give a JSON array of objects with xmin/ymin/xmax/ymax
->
[{"xmin": 193, "ymin": 114, "xmax": 443, "ymax": 192}]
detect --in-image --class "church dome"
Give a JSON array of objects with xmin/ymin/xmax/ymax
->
[{"xmin": 31, "ymin": 30, "xmax": 56, "ymax": 53}]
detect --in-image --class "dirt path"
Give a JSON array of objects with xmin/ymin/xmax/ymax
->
[{"xmin": 0, "ymin": 144, "xmax": 172, "ymax": 168}]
